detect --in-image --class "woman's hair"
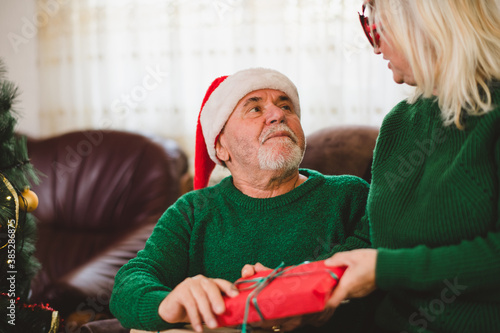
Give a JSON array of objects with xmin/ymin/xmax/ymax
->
[{"xmin": 371, "ymin": 0, "xmax": 500, "ymax": 128}]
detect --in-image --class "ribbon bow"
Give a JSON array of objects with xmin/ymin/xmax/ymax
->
[{"xmin": 235, "ymin": 261, "xmax": 340, "ymax": 333}]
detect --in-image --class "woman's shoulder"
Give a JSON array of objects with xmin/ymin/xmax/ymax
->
[
  {"xmin": 383, "ymin": 97, "xmax": 438, "ymax": 125},
  {"xmin": 464, "ymin": 86, "xmax": 500, "ymax": 131}
]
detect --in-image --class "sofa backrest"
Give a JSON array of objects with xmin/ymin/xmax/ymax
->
[
  {"xmin": 300, "ymin": 125, "xmax": 379, "ymax": 183},
  {"xmin": 26, "ymin": 130, "xmax": 188, "ymax": 311}
]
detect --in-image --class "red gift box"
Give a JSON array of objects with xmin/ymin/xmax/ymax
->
[{"xmin": 216, "ymin": 260, "xmax": 346, "ymax": 328}]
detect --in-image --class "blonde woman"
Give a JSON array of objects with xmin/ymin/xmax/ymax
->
[{"xmin": 325, "ymin": 1, "xmax": 500, "ymax": 332}]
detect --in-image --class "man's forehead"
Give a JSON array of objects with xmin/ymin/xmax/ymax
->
[{"xmin": 238, "ymin": 89, "xmax": 291, "ymax": 105}]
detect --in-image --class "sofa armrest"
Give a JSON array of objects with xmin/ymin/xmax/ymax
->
[{"xmin": 41, "ymin": 223, "xmax": 155, "ymax": 325}]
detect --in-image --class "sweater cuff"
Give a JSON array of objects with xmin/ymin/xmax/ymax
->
[
  {"xmin": 375, "ymin": 247, "xmax": 424, "ymax": 291},
  {"xmin": 138, "ymin": 290, "xmax": 183, "ymax": 331}
]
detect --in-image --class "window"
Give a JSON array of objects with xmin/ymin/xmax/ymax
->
[{"xmin": 37, "ymin": 0, "xmax": 408, "ymax": 159}]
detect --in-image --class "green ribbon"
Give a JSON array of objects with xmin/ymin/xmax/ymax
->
[{"xmin": 235, "ymin": 261, "xmax": 340, "ymax": 333}]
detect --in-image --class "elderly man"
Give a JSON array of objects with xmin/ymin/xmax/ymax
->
[{"xmin": 110, "ymin": 68, "xmax": 371, "ymax": 332}]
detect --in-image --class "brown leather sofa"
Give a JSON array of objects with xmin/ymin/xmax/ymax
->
[
  {"xmin": 300, "ymin": 125, "xmax": 379, "ymax": 183},
  {"xmin": 79, "ymin": 125, "xmax": 379, "ymax": 333},
  {"xmin": 26, "ymin": 130, "xmax": 189, "ymax": 331}
]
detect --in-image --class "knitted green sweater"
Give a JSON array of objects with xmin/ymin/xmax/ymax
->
[
  {"xmin": 110, "ymin": 169, "xmax": 371, "ymax": 331},
  {"xmin": 370, "ymin": 88, "xmax": 500, "ymax": 332}
]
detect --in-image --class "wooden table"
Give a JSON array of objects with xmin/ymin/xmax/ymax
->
[{"xmin": 131, "ymin": 326, "xmax": 242, "ymax": 333}]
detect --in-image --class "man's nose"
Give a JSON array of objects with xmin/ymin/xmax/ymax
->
[{"xmin": 266, "ymin": 105, "xmax": 286, "ymax": 125}]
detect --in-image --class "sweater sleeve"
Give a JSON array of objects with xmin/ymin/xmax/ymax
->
[
  {"xmin": 375, "ymin": 139, "xmax": 500, "ymax": 299},
  {"xmin": 109, "ymin": 196, "xmax": 193, "ymax": 331},
  {"xmin": 320, "ymin": 177, "xmax": 372, "ymax": 258}
]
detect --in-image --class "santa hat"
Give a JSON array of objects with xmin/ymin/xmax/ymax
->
[{"xmin": 194, "ymin": 68, "xmax": 300, "ymax": 190}]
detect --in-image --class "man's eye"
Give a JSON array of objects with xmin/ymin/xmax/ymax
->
[
  {"xmin": 249, "ymin": 107, "xmax": 261, "ymax": 113},
  {"xmin": 281, "ymin": 105, "xmax": 292, "ymax": 111}
]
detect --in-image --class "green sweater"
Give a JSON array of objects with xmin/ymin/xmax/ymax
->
[
  {"xmin": 110, "ymin": 169, "xmax": 371, "ymax": 331},
  {"xmin": 370, "ymin": 88, "xmax": 500, "ymax": 332}
]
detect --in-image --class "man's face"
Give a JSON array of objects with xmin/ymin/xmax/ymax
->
[{"xmin": 216, "ymin": 89, "xmax": 305, "ymax": 173}]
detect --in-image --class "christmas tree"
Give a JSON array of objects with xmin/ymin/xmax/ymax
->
[{"xmin": 0, "ymin": 58, "xmax": 59, "ymax": 333}]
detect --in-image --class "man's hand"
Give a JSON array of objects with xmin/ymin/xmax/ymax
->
[
  {"xmin": 158, "ymin": 275, "xmax": 239, "ymax": 332},
  {"xmin": 324, "ymin": 248, "xmax": 378, "ymax": 308},
  {"xmin": 241, "ymin": 262, "xmax": 270, "ymax": 278}
]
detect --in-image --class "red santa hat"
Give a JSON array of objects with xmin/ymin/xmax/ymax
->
[{"xmin": 194, "ymin": 68, "xmax": 300, "ymax": 190}]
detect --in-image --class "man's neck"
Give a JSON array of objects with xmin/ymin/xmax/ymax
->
[{"xmin": 231, "ymin": 168, "xmax": 307, "ymax": 198}]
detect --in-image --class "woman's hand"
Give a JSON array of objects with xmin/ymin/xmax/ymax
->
[
  {"xmin": 158, "ymin": 275, "xmax": 239, "ymax": 332},
  {"xmin": 325, "ymin": 249, "xmax": 378, "ymax": 308}
]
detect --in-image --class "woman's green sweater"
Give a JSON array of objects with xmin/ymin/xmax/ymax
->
[{"xmin": 370, "ymin": 89, "xmax": 500, "ymax": 333}]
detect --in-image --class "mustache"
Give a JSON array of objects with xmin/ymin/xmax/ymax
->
[{"xmin": 260, "ymin": 124, "xmax": 299, "ymax": 144}]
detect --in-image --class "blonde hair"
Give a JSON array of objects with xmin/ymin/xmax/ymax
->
[{"xmin": 371, "ymin": 0, "xmax": 500, "ymax": 128}]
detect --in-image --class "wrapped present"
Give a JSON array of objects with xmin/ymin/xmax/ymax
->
[{"xmin": 216, "ymin": 260, "xmax": 346, "ymax": 329}]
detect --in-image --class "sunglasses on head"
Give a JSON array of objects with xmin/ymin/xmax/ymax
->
[{"xmin": 359, "ymin": 4, "xmax": 380, "ymax": 47}]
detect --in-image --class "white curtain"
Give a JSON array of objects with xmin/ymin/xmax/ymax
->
[{"xmin": 37, "ymin": 0, "xmax": 408, "ymax": 160}]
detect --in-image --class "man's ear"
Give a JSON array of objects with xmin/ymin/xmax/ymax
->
[{"xmin": 215, "ymin": 136, "xmax": 229, "ymax": 163}]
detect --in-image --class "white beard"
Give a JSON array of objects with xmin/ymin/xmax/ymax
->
[
  {"xmin": 258, "ymin": 140, "xmax": 304, "ymax": 171},
  {"xmin": 258, "ymin": 124, "xmax": 305, "ymax": 171}
]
